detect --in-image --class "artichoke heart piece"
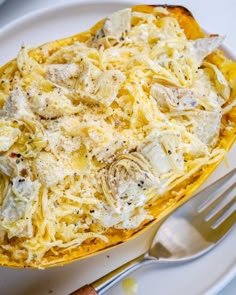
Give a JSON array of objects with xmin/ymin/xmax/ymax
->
[
  {"xmin": 203, "ymin": 61, "xmax": 231, "ymax": 100},
  {"xmin": 0, "ymin": 156, "xmax": 18, "ymax": 177},
  {"xmin": 103, "ymin": 8, "xmax": 131, "ymax": 39},
  {"xmin": 1, "ymin": 177, "xmax": 40, "ymax": 239},
  {"xmin": 140, "ymin": 132, "xmax": 184, "ymax": 175},
  {"xmin": 188, "ymin": 111, "xmax": 222, "ymax": 146},
  {"xmin": 0, "ymin": 124, "xmax": 21, "ymax": 152},
  {"xmin": 0, "ymin": 88, "xmax": 47, "ymax": 157},
  {"xmin": 92, "ymin": 8, "xmax": 131, "ymax": 46},
  {"xmin": 150, "ymin": 83, "xmax": 198, "ymax": 112},
  {"xmin": 1, "ymin": 177, "xmax": 40, "ymax": 221},
  {"xmin": 94, "ymin": 70, "xmax": 126, "ymax": 106},
  {"xmin": 140, "ymin": 139, "xmax": 172, "ymax": 175},
  {"xmin": 190, "ymin": 35, "xmax": 224, "ymax": 67},
  {"xmin": 0, "ymin": 87, "xmax": 34, "ymax": 120},
  {"xmin": 102, "ymin": 152, "xmax": 159, "ymax": 213},
  {"xmin": 75, "ymin": 58, "xmax": 125, "ymax": 106},
  {"xmin": 46, "ymin": 63, "xmax": 79, "ymax": 88}
]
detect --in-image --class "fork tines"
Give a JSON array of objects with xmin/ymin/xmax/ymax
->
[{"xmin": 197, "ymin": 169, "xmax": 236, "ymax": 232}]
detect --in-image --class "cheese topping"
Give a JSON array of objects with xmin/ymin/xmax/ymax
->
[{"xmin": 0, "ymin": 7, "xmax": 233, "ymax": 265}]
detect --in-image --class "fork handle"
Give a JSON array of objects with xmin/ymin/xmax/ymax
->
[
  {"xmin": 70, "ymin": 285, "xmax": 97, "ymax": 295},
  {"xmin": 69, "ymin": 254, "xmax": 156, "ymax": 295}
]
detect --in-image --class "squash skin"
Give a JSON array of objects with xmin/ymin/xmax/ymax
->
[{"xmin": 0, "ymin": 5, "xmax": 235, "ymax": 268}]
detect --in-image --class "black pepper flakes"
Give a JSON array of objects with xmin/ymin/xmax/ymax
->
[
  {"xmin": 168, "ymin": 150, "xmax": 172, "ymax": 155},
  {"xmin": 21, "ymin": 169, "xmax": 28, "ymax": 177}
]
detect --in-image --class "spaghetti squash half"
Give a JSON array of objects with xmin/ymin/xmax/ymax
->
[{"xmin": 0, "ymin": 5, "xmax": 235, "ymax": 268}]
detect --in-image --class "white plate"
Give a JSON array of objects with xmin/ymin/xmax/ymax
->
[{"xmin": 0, "ymin": 1, "xmax": 235, "ymax": 295}]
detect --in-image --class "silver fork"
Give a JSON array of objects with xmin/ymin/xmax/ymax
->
[{"xmin": 70, "ymin": 169, "xmax": 236, "ymax": 295}]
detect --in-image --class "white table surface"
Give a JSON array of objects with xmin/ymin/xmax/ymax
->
[{"xmin": 0, "ymin": 0, "xmax": 235, "ymax": 294}]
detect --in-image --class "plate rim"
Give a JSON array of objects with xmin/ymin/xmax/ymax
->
[
  {"xmin": 0, "ymin": 0, "xmax": 235, "ymax": 59},
  {"xmin": 0, "ymin": 0, "xmax": 134, "ymax": 38},
  {"xmin": 0, "ymin": 1, "xmax": 235, "ymax": 294}
]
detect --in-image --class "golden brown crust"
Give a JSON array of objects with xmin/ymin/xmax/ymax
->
[
  {"xmin": 132, "ymin": 5, "xmax": 205, "ymax": 39},
  {"xmin": 0, "ymin": 4, "xmax": 235, "ymax": 268}
]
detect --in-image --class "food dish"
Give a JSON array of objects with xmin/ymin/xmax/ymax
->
[
  {"xmin": 0, "ymin": 2, "xmax": 235, "ymax": 270},
  {"xmin": 0, "ymin": 1, "xmax": 235, "ymax": 294}
]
